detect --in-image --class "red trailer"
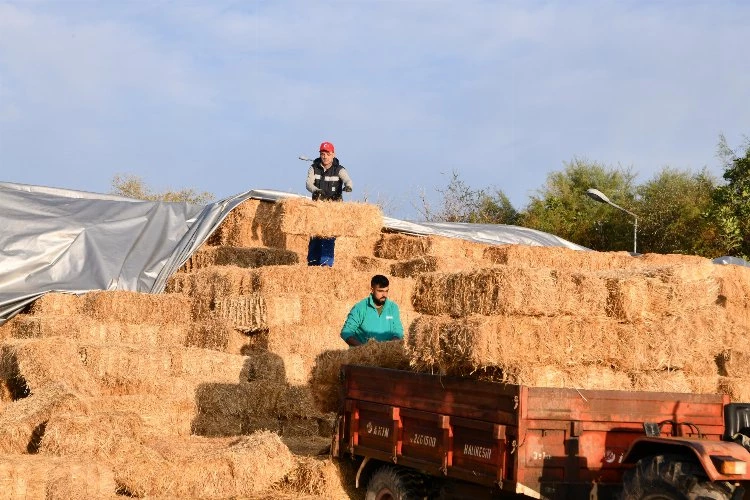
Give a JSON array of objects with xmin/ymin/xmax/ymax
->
[{"xmin": 332, "ymin": 365, "xmax": 750, "ymax": 499}]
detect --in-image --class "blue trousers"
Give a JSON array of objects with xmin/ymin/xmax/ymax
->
[{"xmin": 307, "ymin": 237, "xmax": 336, "ymax": 266}]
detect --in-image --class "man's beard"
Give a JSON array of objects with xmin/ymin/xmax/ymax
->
[{"xmin": 372, "ymin": 295, "xmax": 386, "ymax": 306}]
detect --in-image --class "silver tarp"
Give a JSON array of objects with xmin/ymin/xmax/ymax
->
[{"xmin": 0, "ymin": 184, "xmax": 586, "ymax": 324}]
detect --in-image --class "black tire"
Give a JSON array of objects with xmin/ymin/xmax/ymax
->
[
  {"xmin": 621, "ymin": 454, "xmax": 736, "ymax": 500},
  {"xmin": 365, "ymin": 465, "xmax": 425, "ymax": 500}
]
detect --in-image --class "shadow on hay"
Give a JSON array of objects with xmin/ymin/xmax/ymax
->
[{"xmin": 190, "ymin": 352, "xmax": 331, "ymax": 440}]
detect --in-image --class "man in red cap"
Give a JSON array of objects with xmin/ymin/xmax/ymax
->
[{"xmin": 305, "ymin": 141, "xmax": 353, "ymax": 266}]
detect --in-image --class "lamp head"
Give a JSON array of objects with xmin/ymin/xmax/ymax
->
[{"xmin": 586, "ymin": 188, "xmax": 611, "ymax": 204}]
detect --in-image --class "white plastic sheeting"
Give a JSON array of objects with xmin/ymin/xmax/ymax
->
[
  {"xmin": 0, "ymin": 182, "xmax": 256, "ymax": 324},
  {"xmin": 0, "ymin": 184, "xmax": 586, "ymax": 324}
]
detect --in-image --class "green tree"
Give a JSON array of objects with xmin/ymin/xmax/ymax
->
[
  {"xmin": 635, "ymin": 168, "xmax": 721, "ymax": 256},
  {"xmin": 708, "ymin": 135, "xmax": 750, "ymax": 259},
  {"xmin": 417, "ymin": 171, "xmax": 518, "ymax": 224},
  {"xmin": 111, "ymin": 174, "xmax": 214, "ymax": 204},
  {"xmin": 521, "ymin": 158, "xmax": 638, "ymax": 251}
]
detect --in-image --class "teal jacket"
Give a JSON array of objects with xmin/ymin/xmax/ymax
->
[{"xmin": 340, "ymin": 295, "xmax": 404, "ymax": 345}]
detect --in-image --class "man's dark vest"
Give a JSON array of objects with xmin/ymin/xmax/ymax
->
[{"xmin": 311, "ymin": 158, "xmax": 344, "ymax": 201}]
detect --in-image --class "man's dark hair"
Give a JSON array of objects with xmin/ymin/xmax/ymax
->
[{"xmin": 371, "ymin": 274, "xmax": 389, "ymax": 288}]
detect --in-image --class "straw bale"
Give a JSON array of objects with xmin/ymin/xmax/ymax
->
[
  {"xmin": 0, "ymin": 454, "xmax": 117, "ymax": 499},
  {"xmin": 79, "ymin": 344, "xmax": 251, "ymax": 394},
  {"xmin": 629, "ymin": 370, "xmax": 719, "ymax": 394},
  {"xmin": 1, "ymin": 337, "xmax": 100, "ymax": 397},
  {"xmin": 167, "ymin": 265, "xmax": 414, "ymax": 320},
  {"xmin": 87, "ymin": 394, "xmax": 196, "ymax": 437},
  {"xmin": 718, "ymin": 349, "xmax": 750, "ymax": 378},
  {"xmin": 390, "ymin": 255, "xmax": 482, "ymax": 278},
  {"xmin": 310, "ymin": 340, "xmax": 411, "ymax": 413},
  {"xmin": 186, "ymin": 316, "xmax": 253, "ymax": 353},
  {"xmin": 483, "ymin": 245, "xmax": 634, "ymax": 271},
  {"xmin": 714, "ymin": 264, "xmax": 750, "ymax": 331},
  {"xmin": 191, "ymin": 381, "xmax": 322, "ymax": 437},
  {"xmin": 205, "ymin": 198, "xmax": 265, "ymax": 247},
  {"xmin": 274, "ymin": 456, "xmax": 354, "ymax": 499},
  {"xmin": 338, "ymin": 255, "xmax": 395, "ymax": 274},
  {"xmin": 216, "ymin": 293, "xmax": 353, "ymax": 332},
  {"xmin": 375, "ymin": 232, "xmax": 431, "ymax": 260},
  {"xmin": 8, "ymin": 314, "xmax": 192, "ymax": 347},
  {"xmin": 508, "ymin": 364, "xmax": 633, "ymax": 390},
  {"xmin": 0, "ymin": 383, "xmax": 89, "ymax": 454},
  {"xmin": 602, "ymin": 267, "xmax": 719, "ymax": 321},
  {"xmin": 27, "ymin": 292, "xmax": 84, "ymax": 316},
  {"xmin": 181, "ymin": 245, "xmax": 299, "ymax": 272},
  {"xmin": 426, "ymin": 235, "xmax": 491, "ymax": 261},
  {"xmin": 277, "ymin": 197, "xmax": 383, "ymax": 237},
  {"xmin": 141, "ymin": 432, "xmax": 295, "ymax": 498},
  {"xmin": 40, "ymin": 411, "xmax": 145, "ymax": 457},
  {"xmin": 637, "ymin": 253, "xmax": 714, "ymax": 268},
  {"xmin": 82, "ymin": 290, "xmax": 192, "ymax": 324},
  {"xmin": 718, "ymin": 376, "xmax": 750, "ymax": 402},
  {"xmin": 412, "ymin": 267, "xmax": 567, "ymax": 317}
]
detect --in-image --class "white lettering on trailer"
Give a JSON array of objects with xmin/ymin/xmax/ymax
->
[
  {"xmin": 410, "ymin": 433, "xmax": 437, "ymax": 447},
  {"xmin": 365, "ymin": 421, "xmax": 390, "ymax": 438},
  {"xmin": 463, "ymin": 443, "xmax": 493, "ymax": 460}
]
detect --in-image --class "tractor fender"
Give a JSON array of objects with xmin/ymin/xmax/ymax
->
[{"xmin": 622, "ymin": 436, "xmax": 750, "ymax": 481}]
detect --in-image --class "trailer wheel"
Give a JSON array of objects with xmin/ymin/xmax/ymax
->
[
  {"xmin": 365, "ymin": 465, "xmax": 424, "ymax": 500},
  {"xmin": 621, "ymin": 454, "xmax": 736, "ymax": 500}
]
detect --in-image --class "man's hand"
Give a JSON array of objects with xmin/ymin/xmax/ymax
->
[
  {"xmin": 345, "ymin": 336, "xmax": 362, "ymax": 347},
  {"xmin": 343, "ymin": 185, "xmax": 352, "ymax": 192}
]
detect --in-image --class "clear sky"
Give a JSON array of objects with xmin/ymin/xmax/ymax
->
[{"xmin": 1, "ymin": 1, "xmax": 748, "ymax": 219}]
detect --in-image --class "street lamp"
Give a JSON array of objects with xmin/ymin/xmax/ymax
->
[{"xmin": 585, "ymin": 188, "xmax": 639, "ymax": 254}]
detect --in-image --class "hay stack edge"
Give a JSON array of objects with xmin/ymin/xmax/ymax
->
[{"xmin": 1, "ymin": 196, "xmax": 749, "ymax": 498}]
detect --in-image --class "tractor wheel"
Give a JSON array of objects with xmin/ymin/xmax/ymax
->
[
  {"xmin": 365, "ymin": 465, "xmax": 425, "ymax": 500},
  {"xmin": 621, "ymin": 454, "xmax": 736, "ymax": 500}
]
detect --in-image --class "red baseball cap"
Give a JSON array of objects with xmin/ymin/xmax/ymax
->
[{"xmin": 319, "ymin": 141, "xmax": 335, "ymax": 153}]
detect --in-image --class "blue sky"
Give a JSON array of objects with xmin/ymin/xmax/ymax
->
[{"xmin": 1, "ymin": 1, "xmax": 749, "ymax": 219}]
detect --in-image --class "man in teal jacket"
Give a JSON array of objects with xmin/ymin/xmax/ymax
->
[{"xmin": 341, "ymin": 274, "xmax": 404, "ymax": 347}]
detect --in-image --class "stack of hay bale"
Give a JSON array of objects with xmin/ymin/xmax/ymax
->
[{"xmin": 2, "ymin": 194, "xmax": 750, "ymax": 498}]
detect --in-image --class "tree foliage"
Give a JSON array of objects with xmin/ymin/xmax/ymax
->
[
  {"xmin": 417, "ymin": 171, "xmax": 518, "ymax": 224},
  {"xmin": 707, "ymin": 135, "xmax": 750, "ymax": 259},
  {"xmin": 635, "ymin": 168, "xmax": 721, "ymax": 256},
  {"xmin": 111, "ymin": 174, "xmax": 214, "ymax": 204},
  {"xmin": 521, "ymin": 158, "xmax": 638, "ymax": 251}
]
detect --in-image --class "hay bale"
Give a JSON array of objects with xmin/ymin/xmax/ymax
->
[
  {"xmin": 714, "ymin": 264, "xmax": 750, "ymax": 333},
  {"xmin": 718, "ymin": 376, "xmax": 750, "ymax": 402},
  {"xmin": 390, "ymin": 255, "xmax": 481, "ymax": 278},
  {"xmin": 40, "ymin": 411, "xmax": 145, "ymax": 457},
  {"xmin": 0, "ymin": 383, "xmax": 90, "ymax": 454},
  {"xmin": 27, "ymin": 292, "xmax": 84, "ymax": 316},
  {"xmin": 374, "ymin": 232, "xmax": 430, "ymax": 260},
  {"xmin": 276, "ymin": 198, "xmax": 383, "ymax": 238},
  {"xmin": 274, "ymin": 456, "xmax": 354, "ymax": 499},
  {"xmin": 216, "ymin": 293, "xmax": 354, "ymax": 333},
  {"xmin": 205, "ymin": 198, "xmax": 265, "ymax": 247},
  {"xmin": 509, "ymin": 364, "xmax": 633, "ymax": 390},
  {"xmin": 483, "ymin": 245, "xmax": 634, "ymax": 271},
  {"xmin": 87, "ymin": 394, "xmax": 196, "ymax": 437},
  {"xmin": 7, "ymin": 314, "xmax": 192, "ymax": 347},
  {"xmin": 79, "ymin": 345, "xmax": 250, "ymax": 395},
  {"xmin": 82, "ymin": 291, "xmax": 192, "ymax": 324},
  {"xmin": 337, "ymin": 255, "xmax": 395, "ymax": 274},
  {"xmin": 191, "ymin": 381, "xmax": 322, "ymax": 437},
  {"xmin": 629, "ymin": 370, "xmax": 719, "ymax": 394},
  {"xmin": 718, "ymin": 349, "xmax": 750, "ymax": 378},
  {"xmin": 412, "ymin": 267, "xmax": 569, "ymax": 317},
  {"xmin": 0, "ymin": 337, "xmax": 100, "ymax": 397},
  {"xmin": 135, "ymin": 432, "xmax": 295, "ymax": 498},
  {"xmin": 601, "ymin": 265, "xmax": 719, "ymax": 321},
  {"xmin": 167, "ymin": 266, "xmax": 414, "ymax": 322},
  {"xmin": 309, "ymin": 340, "xmax": 411, "ymax": 413},
  {"xmin": 0, "ymin": 454, "xmax": 117, "ymax": 499},
  {"xmin": 181, "ymin": 246, "xmax": 299, "ymax": 272},
  {"xmin": 186, "ymin": 316, "xmax": 253, "ymax": 353}
]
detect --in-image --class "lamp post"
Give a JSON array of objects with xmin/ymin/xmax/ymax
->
[{"xmin": 585, "ymin": 188, "xmax": 638, "ymax": 254}]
